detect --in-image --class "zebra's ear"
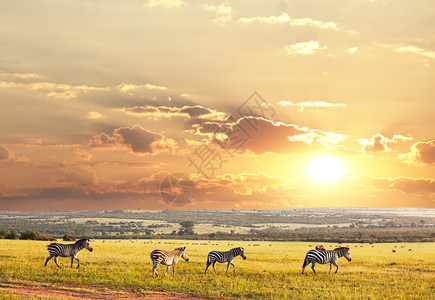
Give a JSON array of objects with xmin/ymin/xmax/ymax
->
[{"xmin": 183, "ymin": 246, "xmax": 186, "ymax": 250}]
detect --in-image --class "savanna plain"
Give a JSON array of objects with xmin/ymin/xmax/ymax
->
[{"xmin": 0, "ymin": 240, "xmax": 434, "ymax": 299}]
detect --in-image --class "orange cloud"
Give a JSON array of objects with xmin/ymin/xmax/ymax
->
[
  {"xmin": 208, "ymin": 116, "xmax": 346, "ymax": 154},
  {"xmin": 354, "ymin": 175, "xmax": 435, "ymax": 194},
  {"xmin": 403, "ymin": 140, "xmax": 435, "ymax": 165},
  {"xmin": 89, "ymin": 125, "xmax": 176, "ymax": 155},
  {"xmin": 277, "ymin": 100, "xmax": 347, "ymax": 112},
  {"xmin": 358, "ymin": 134, "xmax": 393, "ymax": 152},
  {"xmin": 74, "ymin": 148, "xmax": 92, "ymax": 161},
  {"xmin": 0, "ymin": 146, "xmax": 10, "ymax": 161},
  {"xmin": 0, "ymin": 81, "xmax": 108, "ymax": 100},
  {"xmin": 120, "ymin": 105, "xmax": 227, "ymax": 121}
]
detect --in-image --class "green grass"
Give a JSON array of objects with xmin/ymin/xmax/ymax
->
[{"xmin": 0, "ymin": 240, "xmax": 434, "ymax": 299}]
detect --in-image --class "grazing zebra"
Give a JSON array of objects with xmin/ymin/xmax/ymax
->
[
  {"xmin": 44, "ymin": 238, "xmax": 93, "ymax": 268},
  {"xmin": 302, "ymin": 247, "xmax": 351, "ymax": 274},
  {"xmin": 205, "ymin": 247, "xmax": 246, "ymax": 274},
  {"xmin": 150, "ymin": 246, "xmax": 189, "ymax": 277}
]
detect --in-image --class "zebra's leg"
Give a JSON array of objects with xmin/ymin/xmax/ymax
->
[
  {"xmin": 44, "ymin": 255, "xmax": 53, "ymax": 266},
  {"xmin": 212, "ymin": 262, "xmax": 217, "ymax": 274},
  {"xmin": 332, "ymin": 261, "xmax": 339, "ymax": 274},
  {"xmin": 231, "ymin": 262, "xmax": 236, "ymax": 273},
  {"xmin": 164, "ymin": 265, "xmax": 170, "ymax": 276},
  {"xmin": 311, "ymin": 261, "xmax": 316, "ymax": 274},
  {"xmin": 75, "ymin": 257, "xmax": 80, "ymax": 269},
  {"xmin": 226, "ymin": 262, "xmax": 231, "ymax": 274},
  {"xmin": 54, "ymin": 256, "xmax": 61, "ymax": 268},
  {"xmin": 205, "ymin": 261, "xmax": 211, "ymax": 274},
  {"xmin": 71, "ymin": 256, "xmax": 74, "ymax": 268},
  {"xmin": 329, "ymin": 263, "xmax": 332, "ymax": 274},
  {"xmin": 302, "ymin": 257, "xmax": 309, "ymax": 274},
  {"xmin": 172, "ymin": 263, "xmax": 176, "ymax": 276},
  {"xmin": 152, "ymin": 262, "xmax": 159, "ymax": 277}
]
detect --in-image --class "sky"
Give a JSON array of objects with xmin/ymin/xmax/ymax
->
[{"xmin": 0, "ymin": 0, "xmax": 434, "ymax": 211}]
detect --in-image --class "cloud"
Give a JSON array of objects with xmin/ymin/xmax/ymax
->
[
  {"xmin": 290, "ymin": 18, "xmax": 338, "ymax": 30},
  {"xmin": 53, "ymin": 168, "xmax": 97, "ymax": 187},
  {"xmin": 204, "ymin": 3, "xmax": 233, "ymax": 25},
  {"xmin": 89, "ymin": 125, "xmax": 176, "ymax": 154},
  {"xmin": 87, "ymin": 111, "xmax": 103, "ymax": 119},
  {"xmin": 74, "ymin": 148, "xmax": 92, "ymax": 161},
  {"xmin": 207, "ymin": 116, "xmax": 346, "ymax": 154},
  {"xmin": 394, "ymin": 45, "xmax": 435, "ymax": 59},
  {"xmin": 358, "ymin": 133, "xmax": 397, "ymax": 152},
  {"xmin": 285, "ymin": 41, "xmax": 327, "ymax": 55},
  {"xmin": 0, "ymin": 81, "xmax": 108, "ymax": 100},
  {"xmin": 120, "ymin": 105, "xmax": 228, "ymax": 121},
  {"xmin": 347, "ymin": 47, "xmax": 358, "ymax": 54},
  {"xmin": 143, "ymin": 0, "xmax": 186, "ymax": 8},
  {"xmin": 392, "ymin": 134, "xmax": 413, "ymax": 142},
  {"xmin": 358, "ymin": 134, "xmax": 413, "ymax": 152},
  {"xmin": 0, "ymin": 145, "xmax": 31, "ymax": 165},
  {"xmin": 192, "ymin": 172, "xmax": 290, "ymax": 196},
  {"xmin": 0, "ymin": 72, "xmax": 40, "ymax": 79},
  {"xmin": 355, "ymin": 175, "xmax": 435, "ymax": 194},
  {"xmin": 402, "ymin": 140, "xmax": 435, "ymax": 165},
  {"xmin": 346, "ymin": 30, "xmax": 359, "ymax": 35},
  {"xmin": 238, "ymin": 13, "xmax": 338, "ymax": 30},
  {"xmin": 277, "ymin": 100, "xmax": 347, "ymax": 112},
  {"xmin": 0, "ymin": 173, "xmax": 165, "ymax": 210},
  {"xmin": 116, "ymin": 83, "xmax": 167, "ymax": 97},
  {"xmin": 239, "ymin": 13, "xmax": 291, "ymax": 24},
  {"xmin": 0, "ymin": 146, "xmax": 10, "ymax": 160}
]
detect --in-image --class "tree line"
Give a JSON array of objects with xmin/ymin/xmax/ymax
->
[{"xmin": 1, "ymin": 221, "xmax": 434, "ymax": 243}]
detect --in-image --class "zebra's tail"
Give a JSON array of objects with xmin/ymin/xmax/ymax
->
[
  {"xmin": 206, "ymin": 256, "xmax": 210, "ymax": 265},
  {"xmin": 302, "ymin": 255, "xmax": 309, "ymax": 269}
]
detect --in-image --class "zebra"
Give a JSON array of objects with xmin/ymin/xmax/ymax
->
[
  {"xmin": 205, "ymin": 247, "xmax": 246, "ymax": 274},
  {"xmin": 302, "ymin": 247, "xmax": 351, "ymax": 274},
  {"xmin": 150, "ymin": 246, "xmax": 189, "ymax": 277},
  {"xmin": 44, "ymin": 238, "xmax": 93, "ymax": 269}
]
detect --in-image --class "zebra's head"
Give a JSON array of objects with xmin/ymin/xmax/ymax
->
[
  {"xmin": 76, "ymin": 238, "xmax": 93, "ymax": 252},
  {"xmin": 341, "ymin": 247, "xmax": 351, "ymax": 261},
  {"xmin": 176, "ymin": 246, "xmax": 189, "ymax": 262},
  {"xmin": 236, "ymin": 247, "xmax": 246, "ymax": 260}
]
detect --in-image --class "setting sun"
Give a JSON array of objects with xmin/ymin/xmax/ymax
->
[{"xmin": 308, "ymin": 156, "xmax": 346, "ymax": 184}]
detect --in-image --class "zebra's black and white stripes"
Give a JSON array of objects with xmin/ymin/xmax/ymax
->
[
  {"xmin": 44, "ymin": 238, "xmax": 93, "ymax": 268},
  {"xmin": 150, "ymin": 246, "xmax": 189, "ymax": 277},
  {"xmin": 302, "ymin": 247, "xmax": 351, "ymax": 274},
  {"xmin": 205, "ymin": 247, "xmax": 246, "ymax": 274}
]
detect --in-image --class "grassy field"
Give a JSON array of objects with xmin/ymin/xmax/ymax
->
[{"xmin": 0, "ymin": 239, "xmax": 434, "ymax": 299}]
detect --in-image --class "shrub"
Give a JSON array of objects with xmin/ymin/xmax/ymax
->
[
  {"xmin": 20, "ymin": 231, "xmax": 52, "ymax": 241},
  {"xmin": 63, "ymin": 234, "xmax": 76, "ymax": 241}
]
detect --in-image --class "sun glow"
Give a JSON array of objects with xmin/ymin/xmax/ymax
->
[{"xmin": 308, "ymin": 156, "xmax": 346, "ymax": 184}]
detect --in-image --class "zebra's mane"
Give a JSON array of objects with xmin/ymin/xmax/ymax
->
[
  {"xmin": 75, "ymin": 238, "xmax": 89, "ymax": 244},
  {"xmin": 334, "ymin": 247, "xmax": 349, "ymax": 251},
  {"xmin": 174, "ymin": 246, "xmax": 186, "ymax": 251}
]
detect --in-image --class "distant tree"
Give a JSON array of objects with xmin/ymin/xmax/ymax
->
[
  {"xmin": 63, "ymin": 234, "xmax": 76, "ymax": 241},
  {"xmin": 178, "ymin": 221, "xmax": 195, "ymax": 235},
  {"xmin": 5, "ymin": 226, "xmax": 16, "ymax": 239},
  {"xmin": 20, "ymin": 231, "xmax": 38, "ymax": 240},
  {"xmin": 20, "ymin": 231, "xmax": 52, "ymax": 241}
]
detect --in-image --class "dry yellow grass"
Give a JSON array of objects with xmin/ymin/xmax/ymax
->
[{"xmin": 0, "ymin": 239, "xmax": 434, "ymax": 299}]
